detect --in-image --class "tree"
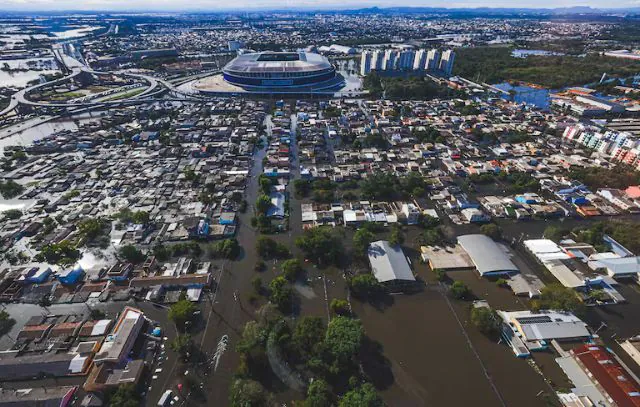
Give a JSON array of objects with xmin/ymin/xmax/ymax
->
[
  {"xmin": 471, "ymin": 307, "xmax": 501, "ymax": 336},
  {"xmin": 339, "ymin": 383, "xmax": 382, "ymax": 407},
  {"xmin": 480, "ymin": 223, "xmax": 501, "ymax": 240},
  {"xmin": 325, "ymin": 316, "xmax": 363, "ymax": 366},
  {"xmin": 281, "ymin": 258, "xmax": 303, "ymax": 281},
  {"xmin": 255, "ymin": 194, "xmax": 272, "ymax": 215},
  {"xmin": 152, "ymin": 244, "xmax": 171, "ymax": 261},
  {"xmin": 0, "ymin": 180, "xmax": 24, "ymax": 199},
  {"xmin": 1, "ymin": 209, "xmax": 22, "ymax": 220},
  {"xmin": 108, "ymin": 384, "xmax": 140, "ymax": 407},
  {"xmin": 170, "ymin": 333, "xmax": 193, "ymax": 361},
  {"xmin": 543, "ymin": 225, "xmax": 568, "ymax": 242},
  {"xmin": 349, "ymin": 274, "xmax": 384, "ymax": 298},
  {"xmin": 293, "ymin": 316, "xmax": 326, "ymax": 359},
  {"xmin": 77, "ymin": 218, "xmax": 106, "ymax": 240},
  {"xmin": 259, "ymin": 175, "xmax": 273, "ymax": 195},
  {"xmin": 210, "ymin": 238, "xmax": 241, "ymax": 259},
  {"xmin": 251, "ymin": 276, "xmax": 263, "ymax": 294},
  {"xmin": 330, "ymin": 299, "xmax": 350, "ymax": 316},
  {"xmin": 360, "ymin": 173, "xmax": 399, "ymax": 201},
  {"xmin": 389, "ymin": 224, "xmax": 404, "ymax": 246},
  {"xmin": 229, "ymin": 379, "xmax": 271, "ymax": 407},
  {"xmin": 36, "ymin": 241, "xmax": 80, "ymax": 266},
  {"xmin": 352, "ymin": 228, "xmax": 375, "ymax": 255},
  {"xmin": 269, "ymin": 276, "xmax": 293, "ymax": 313},
  {"xmin": 450, "ymin": 281, "xmax": 471, "ymax": 300},
  {"xmin": 119, "ymin": 245, "xmax": 145, "ymax": 264},
  {"xmin": 305, "ymin": 379, "xmax": 333, "ymax": 407},
  {"xmin": 296, "ymin": 227, "xmax": 343, "ymax": 266},
  {"xmin": 531, "ymin": 284, "xmax": 583, "ymax": 314},
  {"xmin": 168, "ymin": 299, "xmax": 197, "ymax": 330},
  {"xmin": 256, "ymin": 236, "xmax": 290, "ymax": 260},
  {"xmin": 0, "ymin": 310, "xmax": 16, "ymax": 337}
]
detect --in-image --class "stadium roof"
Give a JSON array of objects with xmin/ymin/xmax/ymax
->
[
  {"xmin": 367, "ymin": 240, "xmax": 415, "ymax": 283},
  {"xmin": 223, "ymin": 51, "xmax": 332, "ymax": 74},
  {"xmin": 457, "ymin": 234, "xmax": 519, "ymax": 276}
]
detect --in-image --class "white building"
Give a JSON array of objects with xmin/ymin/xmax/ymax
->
[
  {"xmin": 401, "ymin": 203, "xmax": 421, "ymax": 225},
  {"xmin": 439, "ymin": 49, "xmax": 455, "ymax": 76},
  {"xmin": 383, "ymin": 49, "xmax": 399, "ymax": 71},
  {"xmin": 360, "ymin": 51, "xmax": 373, "ymax": 76},
  {"xmin": 413, "ymin": 49, "xmax": 428, "ymax": 70},
  {"xmin": 426, "ymin": 49, "xmax": 441, "ymax": 71}
]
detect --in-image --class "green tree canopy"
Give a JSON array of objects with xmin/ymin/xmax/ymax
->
[
  {"xmin": 295, "ymin": 227, "xmax": 343, "ymax": 266},
  {"xmin": 119, "ymin": 245, "xmax": 145, "ymax": 264},
  {"xmin": 325, "ymin": 316, "xmax": 364, "ymax": 366},
  {"xmin": 305, "ymin": 379, "xmax": 333, "ymax": 407},
  {"xmin": 339, "ymin": 382, "xmax": 383, "ymax": 407},
  {"xmin": 168, "ymin": 299, "xmax": 197, "ymax": 330}
]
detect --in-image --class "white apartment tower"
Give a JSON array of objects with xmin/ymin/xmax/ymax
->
[
  {"xmin": 383, "ymin": 49, "xmax": 399, "ymax": 71},
  {"xmin": 360, "ymin": 51, "xmax": 373, "ymax": 76},
  {"xmin": 439, "ymin": 49, "xmax": 455, "ymax": 76},
  {"xmin": 426, "ymin": 49, "xmax": 441, "ymax": 71},
  {"xmin": 413, "ymin": 49, "xmax": 428, "ymax": 70}
]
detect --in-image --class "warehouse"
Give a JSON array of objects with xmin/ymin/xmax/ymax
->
[
  {"xmin": 457, "ymin": 234, "xmax": 519, "ymax": 276},
  {"xmin": 368, "ymin": 240, "xmax": 417, "ymax": 291}
]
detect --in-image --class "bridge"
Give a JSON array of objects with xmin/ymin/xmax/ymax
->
[{"xmin": 0, "ymin": 44, "xmax": 209, "ymax": 118}]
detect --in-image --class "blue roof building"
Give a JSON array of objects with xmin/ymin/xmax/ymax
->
[{"xmin": 57, "ymin": 264, "xmax": 85, "ymax": 285}]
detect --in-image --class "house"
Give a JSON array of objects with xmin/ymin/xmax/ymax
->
[
  {"xmin": 56, "ymin": 264, "xmax": 85, "ymax": 285},
  {"xmin": 106, "ymin": 262, "xmax": 133, "ymax": 282},
  {"xmin": 401, "ymin": 203, "xmax": 421, "ymax": 225},
  {"xmin": 268, "ymin": 192, "xmax": 286, "ymax": 218},
  {"xmin": 461, "ymin": 207, "xmax": 489, "ymax": 223}
]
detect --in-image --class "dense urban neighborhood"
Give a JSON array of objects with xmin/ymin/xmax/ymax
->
[{"xmin": 1, "ymin": 7, "xmax": 640, "ymax": 407}]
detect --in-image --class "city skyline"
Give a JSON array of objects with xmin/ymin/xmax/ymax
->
[{"xmin": 3, "ymin": 0, "xmax": 640, "ymax": 12}]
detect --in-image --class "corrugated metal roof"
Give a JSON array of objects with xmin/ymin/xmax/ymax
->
[
  {"xmin": 367, "ymin": 240, "xmax": 415, "ymax": 283},
  {"xmin": 458, "ymin": 234, "xmax": 519, "ymax": 276}
]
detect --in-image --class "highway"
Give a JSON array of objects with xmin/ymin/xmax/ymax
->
[{"xmin": 0, "ymin": 42, "xmax": 207, "ymax": 118}]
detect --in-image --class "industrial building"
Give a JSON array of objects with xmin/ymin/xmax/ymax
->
[
  {"xmin": 499, "ymin": 310, "xmax": 591, "ymax": 343},
  {"xmin": 367, "ymin": 240, "xmax": 417, "ymax": 291},
  {"xmin": 572, "ymin": 344, "xmax": 640, "ymax": 407},
  {"xmin": 457, "ymin": 234, "xmax": 519, "ymax": 276}
]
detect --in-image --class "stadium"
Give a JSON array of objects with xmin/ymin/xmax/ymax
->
[{"xmin": 219, "ymin": 51, "xmax": 344, "ymax": 93}]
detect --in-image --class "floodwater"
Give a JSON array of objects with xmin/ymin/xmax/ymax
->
[
  {"xmin": 493, "ymin": 82, "xmax": 551, "ymax": 110},
  {"xmin": 0, "ymin": 58, "xmax": 60, "ymax": 87},
  {"xmin": 512, "ymin": 49, "xmax": 565, "ymax": 58},
  {"xmin": 51, "ymin": 26, "xmax": 102, "ymax": 39},
  {"xmin": 0, "ymin": 110, "xmax": 106, "ymax": 153}
]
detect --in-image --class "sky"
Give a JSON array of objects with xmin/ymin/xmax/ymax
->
[{"xmin": 2, "ymin": 0, "xmax": 639, "ymax": 12}]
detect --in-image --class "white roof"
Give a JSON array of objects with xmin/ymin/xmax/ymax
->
[
  {"xmin": 91, "ymin": 319, "xmax": 112, "ymax": 336},
  {"xmin": 500, "ymin": 310, "xmax": 590, "ymax": 341},
  {"xmin": 458, "ymin": 234, "xmax": 519, "ymax": 276},
  {"xmin": 368, "ymin": 240, "xmax": 415, "ymax": 283}
]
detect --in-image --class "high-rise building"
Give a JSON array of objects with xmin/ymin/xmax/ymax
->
[
  {"xmin": 413, "ymin": 49, "xmax": 428, "ymax": 70},
  {"xmin": 371, "ymin": 50, "xmax": 385, "ymax": 71},
  {"xmin": 360, "ymin": 51, "xmax": 373, "ymax": 76},
  {"xmin": 383, "ymin": 49, "xmax": 399, "ymax": 71},
  {"xmin": 398, "ymin": 50, "xmax": 416, "ymax": 70},
  {"xmin": 439, "ymin": 49, "xmax": 456, "ymax": 76},
  {"xmin": 426, "ymin": 49, "xmax": 441, "ymax": 71}
]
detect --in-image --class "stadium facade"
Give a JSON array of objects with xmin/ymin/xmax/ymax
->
[{"xmin": 221, "ymin": 51, "xmax": 343, "ymax": 93}]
